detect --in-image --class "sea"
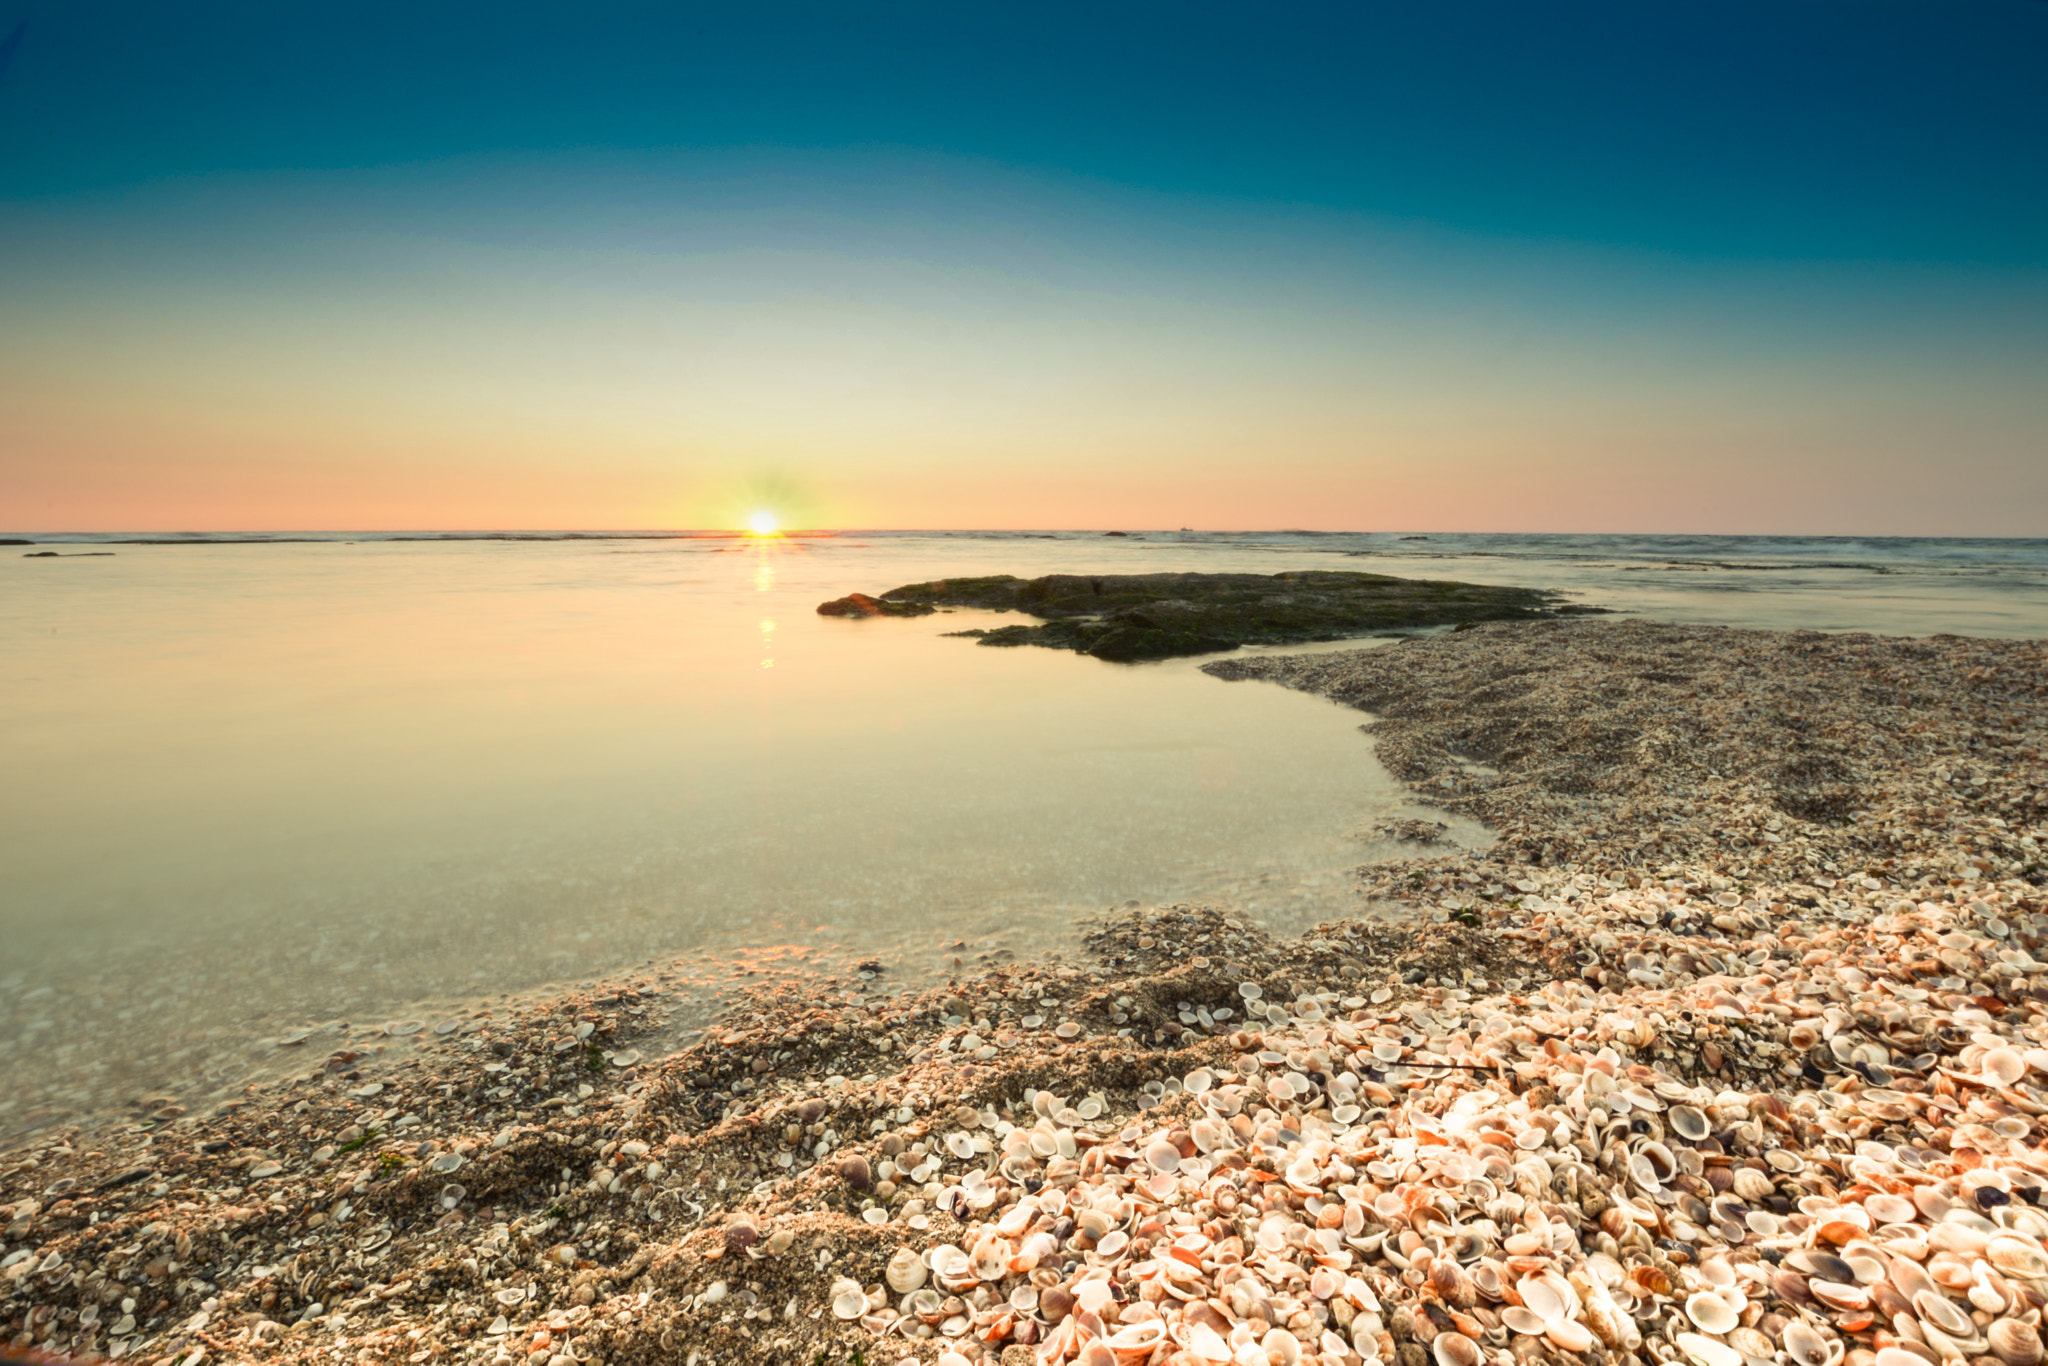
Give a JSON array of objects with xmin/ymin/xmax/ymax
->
[{"xmin": 2, "ymin": 529, "xmax": 2044, "ymax": 1136}]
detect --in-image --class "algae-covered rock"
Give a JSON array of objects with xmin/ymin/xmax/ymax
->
[
  {"xmin": 821, "ymin": 569, "xmax": 1578, "ymax": 660},
  {"xmin": 815, "ymin": 592, "xmax": 937, "ymax": 618}
]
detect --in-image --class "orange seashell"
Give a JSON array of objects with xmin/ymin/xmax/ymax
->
[
  {"xmin": 1833, "ymin": 1310, "xmax": 1876, "ymax": 1333},
  {"xmin": 1820, "ymin": 1221, "xmax": 1866, "ymax": 1246},
  {"xmin": 1630, "ymin": 1266, "xmax": 1673, "ymax": 1297}
]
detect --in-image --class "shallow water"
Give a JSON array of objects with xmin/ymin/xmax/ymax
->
[{"xmin": 1, "ymin": 528, "xmax": 2041, "ymax": 1135}]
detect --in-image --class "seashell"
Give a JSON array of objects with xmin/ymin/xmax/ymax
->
[
  {"xmin": 1517, "ymin": 1277, "xmax": 1566, "ymax": 1328},
  {"xmin": 1434, "ymin": 1332, "xmax": 1483, "ymax": 1366},
  {"xmin": 838, "ymin": 1154, "xmax": 872, "ymax": 1190},
  {"xmin": 1546, "ymin": 1318, "xmax": 1595, "ymax": 1354},
  {"xmin": 1789, "ymin": 1251, "xmax": 1856, "ymax": 1283},
  {"xmin": 1730, "ymin": 1326, "xmax": 1777, "ymax": 1362},
  {"xmin": 1677, "ymin": 1332, "xmax": 1744, "ymax": 1366},
  {"xmin": 1989, "ymin": 1319, "xmax": 2045, "ymax": 1366},
  {"xmin": 1913, "ymin": 1289, "xmax": 1974, "ymax": 1338},
  {"xmin": 1146, "ymin": 1140, "xmax": 1181, "ymax": 1175},
  {"xmin": 887, "ymin": 1247, "xmax": 928, "ymax": 1293},
  {"xmin": 831, "ymin": 1279, "xmax": 865, "ymax": 1320},
  {"xmin": 1431, "ymin": 1258, "xmax": 1476, "ymax": 1309},
  {"xmin": 1784, "ymin": 1320, "xmax": 1836, "ymax": 1366},
  {"xmin": 1988, "ymin": 1235, "xmax": 2048, "ymax": 1280},
  {"xmin": 1502, "ymin": 1307, "xmax": 1547, "ymax": 1336},
  {"xmin": 1732, "ymin": 1168, "xmax": 1776, "ymax": 1202},
  {"xmin": 1670, "ymin": 1105, "xmax": 1710, "ymax": 1141},
  {"xmin": 1686, "ymin": 1291, "xmax": 1738, "ymax": 1335},
  {"xmin": 1630, "ymin": 1264, "xmax": 1673, "ymax": 1297},
  {"xmin": 1810, "ymin": 1281, "xmax": 1870, "ymax": 1311},
  {"xmin": 1186, "ymin": 1320, "xmax": 1230, "ymax": 1361},
  {"xmin": 1840, "ymin": 1244, "xmax": 1887, "ymax": 1284}
]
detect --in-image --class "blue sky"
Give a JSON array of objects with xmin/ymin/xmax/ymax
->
[{"xmin": 2, "ymin": 0, "xmax": 2044, "ymax": 531}]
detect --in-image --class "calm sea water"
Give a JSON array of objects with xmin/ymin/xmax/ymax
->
[{"xmin": 2, "ymin": 529, "xmax": 2042, "ymax": 1134}]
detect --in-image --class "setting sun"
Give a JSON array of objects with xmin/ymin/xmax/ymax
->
[{"xmin": 747, "ymin": 510, "xmax": 779, "ymax": 535}]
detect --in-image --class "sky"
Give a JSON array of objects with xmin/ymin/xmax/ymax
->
[{"xmin": 1, "ymin": 0, "xmax": 2044, "ymax": 534}]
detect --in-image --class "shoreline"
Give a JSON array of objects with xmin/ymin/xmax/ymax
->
[{"xmin": 4, "ymin": 620, "xmax": 2045, "ymax": 1366}]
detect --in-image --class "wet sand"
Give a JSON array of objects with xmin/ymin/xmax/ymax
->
[{"xmin": 4, "ymin": 620, "xmax": 2046, "ymax": 1366}]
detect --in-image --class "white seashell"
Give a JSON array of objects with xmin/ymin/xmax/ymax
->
[
  {"xmin": 1988, "ymin": 1234, "xmax": 2048, "ymax": 1280},
  {"xmin": 1914, "ymin": 1289, "xmax": 1974, "ymax": 1337},
  {"xmin": 887, "ymin": 1247, "xmax": 927, "ymax": 1293},
  {"xmin": 1784, "ymin": 1320, "xmax": 1835, "ymax": 1366},
  {"xmin": 1186, "ymin": 1320, "xmax": 1231, "ymax": 1362},
  {"xmin": 1250, "ymin": 1328, "xmax": 1299, "ymax": 1366},
  {"xmin": 1677, "ymin": 1332, "xmax": 1744, "ymax": 1366},
  {"xmin": 1517, "ymin": 1276, "xmax": 1567, "ymax": 1327},
  {"xmin": 1546, "ymin": 1318, "xmax": 1595, "ymax": 1354},
  {"xmin": 1685, "ymin": 1291, "xmax": 1738, "ymax": 1335},
  {"xmin": 1670, "ymin": 1105, "xmax": 1710, "ymax": 1141},
  {"xmin": 1145, "ymin": 1139, "xmax": 1181, "ymax": 1174}
]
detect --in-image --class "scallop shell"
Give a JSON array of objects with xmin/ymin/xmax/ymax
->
[{"xmin": 887, "ymin": 1247, "xmax": 928, "ymax": 1293}]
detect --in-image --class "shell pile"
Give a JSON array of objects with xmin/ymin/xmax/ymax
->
[
  {"xmin": 2, "ymin": 621, "xmax": 2043, "ymax": 1366},
  {"xmin": 836, "ymin": 886, "xmax": 2048, "ymax": 1366}
]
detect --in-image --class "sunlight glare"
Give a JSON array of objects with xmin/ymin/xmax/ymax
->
[{"xmin": 748, "ymin": 510, "xmax": 779, "ymax": 536}]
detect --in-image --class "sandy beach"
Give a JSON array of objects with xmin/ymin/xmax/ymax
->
[{"xmin": 5, "ymin": 621, "xmax": 2046, "ymax": 1366}]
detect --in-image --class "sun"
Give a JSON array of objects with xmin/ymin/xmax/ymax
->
[{"xmin": 747, "ymin": 510, "xmax": 779, "ymax": 536}]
